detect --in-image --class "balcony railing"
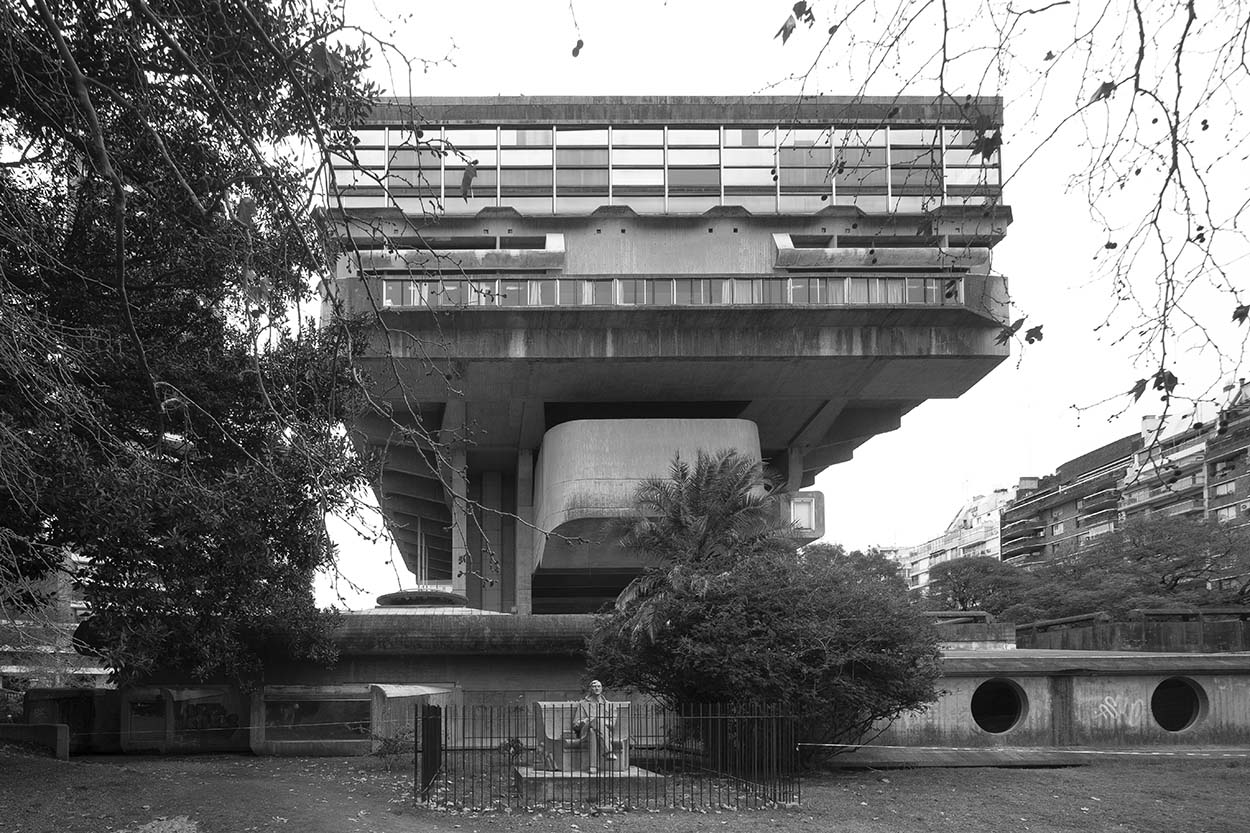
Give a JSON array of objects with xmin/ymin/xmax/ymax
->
[
  {"xmin": 379, "ymin": 274, "xmax": 966, "ymax": 310},
  {"xmin": 1001, "ymin": 536, "xmax": 1046, "ymax": 559},
  {"xmin": 1076, "ymin": 488, "xmax": 1119, "ymax": 513}
]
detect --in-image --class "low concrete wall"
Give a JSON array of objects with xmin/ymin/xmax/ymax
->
[
  {"xmin": 0, "ymin": 723, "xmax": 69, "ymax": 759},
  {"xmin": 1018, "ymin": 619, "xmax": 1250, "ymax": 652},
  {"xmin": 24, "ymin": 688, "xmax": 121, "ymax": 754},
  {"xmin": 875, "ymin": 650, "xmax": 1250, "ymax": 749}
]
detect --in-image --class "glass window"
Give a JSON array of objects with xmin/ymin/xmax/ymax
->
[
  {"xmin": 892, "ymin": 147, "xmax": 940, "ymax": 167},
  {"xmin": 383, "ymin": 280, "xmax": 404, "ymax": 307},
  {"xmin": 791, "ymin": 498, "xmax": 816, "ymax": 530},
  {"xmin": 590, "ymin": 280, "xmax": 613, "ymax": 305},
  {"xmin": 332, "ymin": 149, "xmax": 386, "ymax": 167},
  {"xmin": 613, "ymin": 148, "xmax": 664, "ymax": 166},
  {"xmin": 722, "ymin": 147, "xmax": 775, "ymax": 166},
  {"xmin": 836, "ymin": 167, "xmax": 887, "ymax": 188},
  {"xmin": 500, "ymin": 128, "xmax": 552, "ymax": 146},
  {"xmin": 882, "ymin": 278, "xmax": 905, "ymax": 304},
  {"xmin": 945, "ymin": 148, "xmax": 998, "ymax": 166},
  {"xmin": 556, "ymin": 168, "xmax": 609, "ymax": 188},
  {"xmin": 723, "ymin": 167, "xmax": 774, "ymax": 186},
  {"xmin": 889, "ymin": 129, "xmax": 941, "ymax": 145},
  {"xmin": 779, "ymin": 147, "xmax": 829, "ymax": 166},
  {"xmin": 832, "ymin": 128, "xmax": 886, "ymax": 145},
  {"xmin": 730, "ymin": 279, "xmax": 754, "ymax": 304},
  {"xmin": 791, "ymin": 276, "xmax": 815, "ymax": 304},
  {"xmin": 445, "ymin": 128, "xmax": 497, "ymax": 146},
  {"xmin": 849, "ymin": 278, "xmax": 870, "ymax": 304},
  {"xmin": 905, "ymin": 278, "xmax": 926, "ymax": 304},
  {"xmin": 612, "ymin": 128, "xmax": 663, "ymax": 145},
  {"xmin": 761, "ymin": 280, "xmax": 787, "ymax": 304},
  {"xmin": 946, "ymin": 167, "xmax": 999, "ymax": 186},
  {"xmin": 835, "ymin": 147, "xmax": 883, "ymax": 167},
  {"xmin": 466, "ymin": 279, "xmax": 497, "ymax": 306},
  {"xmin": 675, "ymin": 278, "xmax": 699, "ymax": 305},
  {"xmin": 782, "ymin": 128, "xmax": 830, "ymax": 147},
  {"xmin": 444, "ymin": 148, "xmax": 497, "ymax": 167},
  {"xmin": 668, "ymin": 168, "xmax": 720, "ymax": 188},
  {"xmin": 611, "ymin": 168, "xmax": 665, "ymax": 186},
  {"xmin": 557, "ymin": 279, "xmax": 581, "ymax": 305},
  {"xmin": 824, "ymin": 277, "xmax": 846, "ymax": 304},
  {"xmin": 780, "ymin": 167, "xmax": 831, "ymax": 188},
  {"xmin": 556, "ymin": 128, "xmax": 608, "ymax": 146},
  {"xmin": 556, "ymin": 148, "xmax": 609, "ymax": 166},
  {"xmin": 668, "ymin": 128, "xmax": 718, "ymax": 145},
  {"xmin": 500, "ymin": 148, "xmax": 553, "ymax": 166},
  {"xmin": 497, "ymin": 280, "xmax": 527, "ymax": 306},
  {"xmin": 668, "ymin": 148, "xmax": 720, "ymax": 166},
  {"xmin": 387, "ymin": 148, "xmax": 443, "ymax": 168},
  {"xmin": 651, "ymin": 279, "xmax": 674, "ymax": 305},
  {"xmin": 724, "ymin": 127, "xmax": 775, "ymax": 147},
  {"xmin": 1215, "ymin": 481, "xmax": 1236, "ymax": 497},
  {"xmin": 499, "ymin": 168, "xmax": 553, "ymax": 188}
]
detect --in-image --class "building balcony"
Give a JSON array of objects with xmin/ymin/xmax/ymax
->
[
  {"xmin": 1078, "ymin": 506, "xmax": 1118, "ymax": 526},
  {"xmin": 1076, "ymin": 488, "xmax": 1119, "ymax": 513},
  {"xmin": 1164, "ymin": 498, "xmax": 1205, "ymax": 518},
  {"xmin": 1119, "ymin": 474, "xmax": 1205, "ymax": 509},
  {"xmin": 1000, "ymin": 517, "xmax": 1044, "ymax": 539},
  {"xmin": 1000, "ymin": 536, "xmax": 1046, "ymax": 559}
]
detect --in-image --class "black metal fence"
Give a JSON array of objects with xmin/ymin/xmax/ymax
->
[{"xmin": 414, "ymin": 702, "xmax": 800, "ymax": 811}]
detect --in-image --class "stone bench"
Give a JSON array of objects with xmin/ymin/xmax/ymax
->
[{"xmin": 533, "ymin": 700, "xmax": 630, "ymax": 772}]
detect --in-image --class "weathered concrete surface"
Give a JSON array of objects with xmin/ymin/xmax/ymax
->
[
  {"xmin": 0, "ymin": 722, "xmax": 69, "ymax": 759},
  {"xmin": 878, "ymin": 650, "xmax": 1250, "ymax": 749},
  {"xmin": 533, "ymin": 418, "xmax": 762, "ymax": 568}
]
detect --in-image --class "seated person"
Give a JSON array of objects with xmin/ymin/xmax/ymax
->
[{"xmin": 573, "ymin": 679, "xmax": 617, "ymax": 771}]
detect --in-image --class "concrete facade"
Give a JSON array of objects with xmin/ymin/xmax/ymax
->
[{"xmin": 332, "ymin": 96, "xmax": 1012, "ymax": 613}]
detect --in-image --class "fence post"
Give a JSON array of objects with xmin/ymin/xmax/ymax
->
[{"xmin": 416, "ymin": 703, "xmax": 443, "ymax": 802}]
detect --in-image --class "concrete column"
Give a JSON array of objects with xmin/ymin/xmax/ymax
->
[
  {"xmin": 481, "ymin": 471, "xmax": 503, "ymax": 612},
  {"xmin": 514, "ymin": 449, "xmax": 535, "ymax": 614},
  {"xmin": 449, "ymin": 444, "xmax": 468, "ymax": 598}
]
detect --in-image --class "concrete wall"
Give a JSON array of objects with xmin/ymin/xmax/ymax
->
[
  {"xmin": 0, "ymin": 723, "xmax": 69, "ymax": 759},
  {"xmin": 1018, "ymin": 620, "xmax": 1250, "ymax": 653},
  {"xmin": 876, "ymin": 652, "xmax": 1250, "ymax": 748},
  {"xmin": 533, "ymin": 418, "xmax": 762, "ymax": 567}
]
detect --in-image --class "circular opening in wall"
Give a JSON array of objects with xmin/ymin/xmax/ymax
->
[
  {"xmin": 971, "ymin": 678, "xmax": 1027, "ymax": 734},
  {"xmin": 1151, "ymin": 677, "xmax": 1207, "ymax": 732}
]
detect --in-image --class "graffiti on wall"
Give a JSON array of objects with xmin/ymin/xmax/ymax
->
[{"xmin": 1095, "ymin": 694, "xmax": 1145, "ymax": 726}]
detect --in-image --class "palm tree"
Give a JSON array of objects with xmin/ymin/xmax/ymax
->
[{"xmin": 610, "ymin": 449, "xmax": 795, "ymax": 643}]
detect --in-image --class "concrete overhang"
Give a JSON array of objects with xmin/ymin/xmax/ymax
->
[{"xmin": 532, "ymin": 418, "xmax": 762, "ymax": 569}]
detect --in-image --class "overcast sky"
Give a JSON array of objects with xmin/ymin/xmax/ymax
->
[{"xmin": 317, "ymin": 0, "xmax": 1246, "ymax": 607}]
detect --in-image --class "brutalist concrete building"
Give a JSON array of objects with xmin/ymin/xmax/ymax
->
[{"xmin": 326, "ymin": 96, "xmax": 1012, "ymax": 614}]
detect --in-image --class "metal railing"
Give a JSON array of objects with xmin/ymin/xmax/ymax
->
[{"xmin": 414, "ymin": 702, "xmax": 800, "ymax": 811}]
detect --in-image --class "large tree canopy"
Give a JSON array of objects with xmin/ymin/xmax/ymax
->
[
  {"xmin": 0, "ymin": 0, "xmax": 384, "ymax": 683},
  {"xmin": 586, "ymin": 451, "xmax": 941, "ymax": 751}
]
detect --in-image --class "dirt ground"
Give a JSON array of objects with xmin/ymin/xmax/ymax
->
[{"xmin": 2, "ymin": 745, "xmax": 1249, "ymax": 833}]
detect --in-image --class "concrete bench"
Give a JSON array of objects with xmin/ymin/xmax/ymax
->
[{"xmin": 533, "ymin": 700, "xmax": 629, "ymax": 772}]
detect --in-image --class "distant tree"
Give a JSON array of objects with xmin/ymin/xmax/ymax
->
[
  {"xmin": 586, "ymin": 453, "xmax": 941, "ymax": 754},
  {"xmin": 1004, "ymin": 515, "xmax": 1250, "ymax": 622},
  {"xmin": 927, "ymin": 556, "xmax": 1032, "ymax": 615}
]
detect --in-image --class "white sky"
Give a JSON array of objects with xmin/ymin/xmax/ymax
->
[{"xmin": 317, "ymin": 0, "xmax": 1248, "ymax": 607}]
